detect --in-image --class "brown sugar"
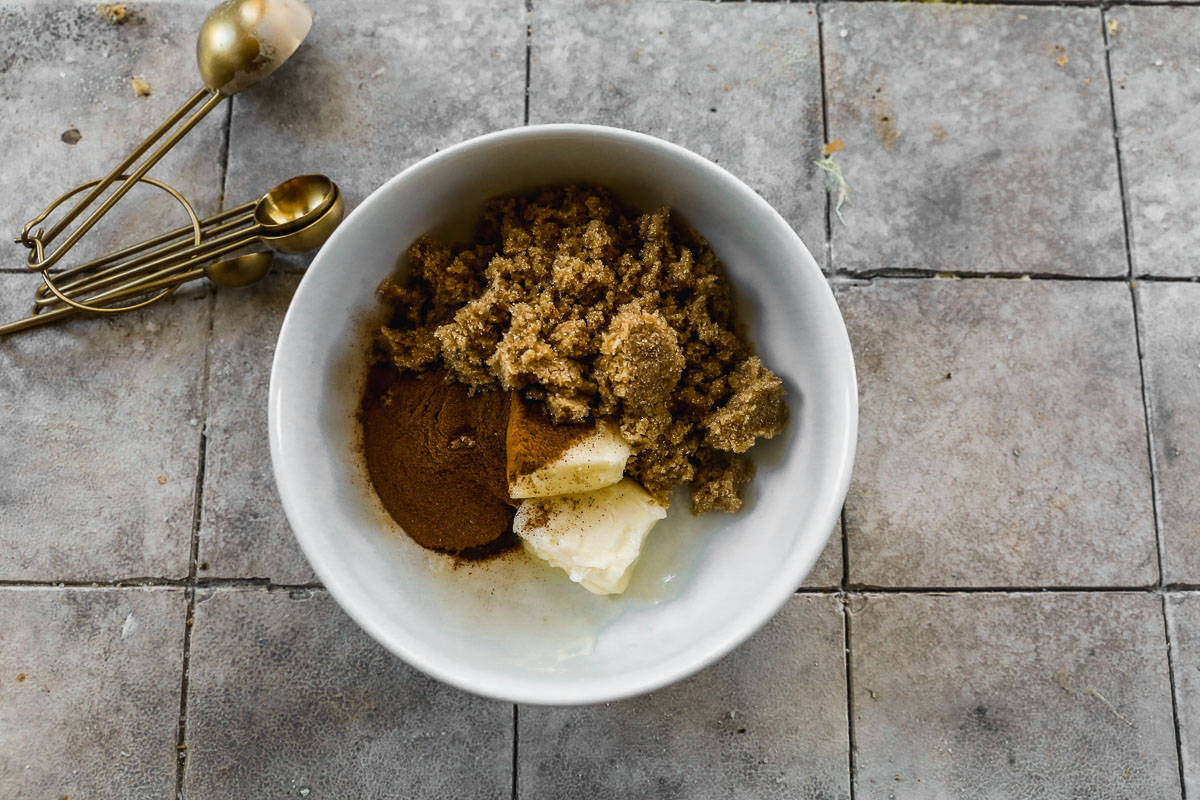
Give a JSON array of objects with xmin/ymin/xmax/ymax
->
[
  {"xmin": 359, "ymin": 365, "xmax": 514, "ymax": 554},
  {"xmin": 690, "ymin": 450, "xmax": 756, "ymax": 514},
  {"xmin": 597, "ymin": 305, "xmax": 686, "ymax": 417},
  {"xmin": 373, "ymin": 185, "xmax": 787, "ymax": 513},
  {"xmin": 702, "ymin": 356, "xmax": 788, "ymax": 453}
]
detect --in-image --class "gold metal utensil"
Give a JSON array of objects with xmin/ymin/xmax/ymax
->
[
  {"xmin": 6, "ymin": 0, "xmax": 327, "ymax": 336},
  {"xmin": 1, "ymin": 174, "xmax": 343, "ymax": 336},
  {"xmin": 0, "ymin": 253, "xmax": 276, "ymax": 336}
]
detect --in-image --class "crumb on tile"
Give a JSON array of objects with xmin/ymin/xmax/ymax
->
[
  {"xmin": 97, "ymin": 3, "xmax": 127, "ymax": 24},
  {"xmin": 822, "ymin": 138, "xmax": 846, "ymax": 157}
]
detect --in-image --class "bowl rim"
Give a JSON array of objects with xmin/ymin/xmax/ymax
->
[{"xmin": 269, "ymin": 123, "xmax": 858, "ymax": 705}]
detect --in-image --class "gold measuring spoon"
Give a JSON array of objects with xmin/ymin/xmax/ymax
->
[
  {"xmin": 32, "ymin": 175, "xmax": 341, "ymax": 310},
  {"xmin": 0, "ymin": 253, "xmax": 275, "ymax": 336},
  {"xmin": 1, "ymin": 176, "xmax": 342, "ymax": 336},
  {"xmin": 17, "ymin": 0, "xmax": 314, "ymax": 273}
]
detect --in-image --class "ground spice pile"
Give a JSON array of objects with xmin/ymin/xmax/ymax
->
[
  {"xmin": 376, "ymin": 185, "xmax": 788, "ymax": 513},
  {"xmin": 505, "ymin": 395, "xmax": 594, "ymax": 485},
  {"xmin": 360, "ymin": 366, "xmax": 515, "ymax": 554}
]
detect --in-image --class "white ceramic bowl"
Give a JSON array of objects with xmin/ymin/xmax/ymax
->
[{"xmin": 269, "ymin": 124, "xmax": 857, "ymax": 705}]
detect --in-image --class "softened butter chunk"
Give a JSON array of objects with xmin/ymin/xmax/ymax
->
[
  {"xmin": 513, "ymin": 479, "xmax": 667, "ymax": 595},
  {"xmin": 507, "ymin": 398, "xmax": 631, "ymax": 499}
]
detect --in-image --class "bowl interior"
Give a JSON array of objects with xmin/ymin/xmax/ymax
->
[{"xmin": 270, "ymin": 126, "xmax": 856, "ymax": 705}]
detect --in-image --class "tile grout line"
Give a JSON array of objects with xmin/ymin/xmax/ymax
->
[
  {"xmin": 173, "ymin": 96, "xmax": 234, "ymax": 800},
  {"xmin": 691, "ymin": 0, "xmax": 1200, "ymax": 7},
  {"xmin": 840, "ymin": 508, "xmax": 850, "ymax": 589},
  {"xmin": 818, "ymin": 10, "xmax": 855, "ymax": 793},
  {"xmin": 1102, "ymin": 4, "xmax": 1163, "ymax": 585},
  {"xmin": 815, "ymin": 1, "xmax": 833, "ymax": 273},
  {"xmin": 1103, "ymin": 2, "xmax": 1186, "ymax": 789},
  {"xmin": 1129, "ymin": 287, "xmax": 1167, "ymax": 585},
  {"xmin": 1101, "ymin": 7, "xmax": 1136, "ymax": 281},
  {"xmin": 687, "ymin": 0, "xmax": 1200, "ymax": 7},
  {"xmin": 1105, "ymin": 0, "xmax": 1168, "ymax": 597},
  {"xmin": 830, "ymin": 269, "xmax": 1200, "ymax": 283},
  {"xmin": 216, "ymin": 99, "xmax": 234, "ymax": 213},
  {"xmin": 845, "ymin": 584, "xmax": 1169, "ymax": 593},
  {"xmin": 1131, "ymin": 278, "xmax": 1184, "ymax": 796},
  {"xmin": 817, "ymin": 0, "xmax": 850, "ymax": 590},
  {"xmin": 841, "ymin": 598, "xmax": 857, "ymax": 800},
  {"xmin": 22, "ymin": 580, "xmax": 1200, "ymax": 593},
  {"xmin": 1162, "ymin": 594, "xmax": 1190, "ymax": 799},
  {"xmin": 0, "ymin": 578, "xmax": 325, "ymax": 590},
  {"xmin": 512, "ymin": 705, "xmax": 520, "ymax": 800},
  {"xmin": 173, "ymin": 445, "xmax": 203, "ymax": 798},
  {"xmin": 523, "ymin": 0, "xmax": 532, "ymax": 127},
  {"xmin": 172, "ymin": 295, "xmax": 210, "ymax": 799}
]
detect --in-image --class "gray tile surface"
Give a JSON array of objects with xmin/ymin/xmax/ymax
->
[
  {"xmin": 224, "ymin": 0, "xmax": 527, "ymax": 270},
  {"xmin": 3, "ymin": 2, "xmax": 1198, "ymax": 797},
  {"xmin": 519, "ymin": 595, "xmax": 849, "ymax": 800},
  {"xmin": 0, "ymin": 587, "xmax": 185, "ymax": 799},
  {"xmin": 0, "ymin": 1, "xmax": 220, "ymax": 581},
  {"xmin": 183, "ymin": 588, "xmax": 513, "ymax": 798},
  {"xmin": 823, "ymin": 4, "xmax": 1125, "ymax": 277},
  {"xmin": 802, "ymin": 522, "xmax": 844, "ymax": 590},
  {"xmin": 531, "ymin": 0, "xmax": 828, "ymax": 268},
  {"xmin": 198, "ymin": 274, "xmax": 314, "ymax": 583},
  {"xmin": 851, "ymin": 592, "xmax": 1180, "ymax": 799},
  {"xmin": 1166, "ymin": 593, "xmax": 1200, "ymax": 791},
  {"xmin": 0, "ymin": 0, "xmax": 225, "ymax": 261},
  {"xmin": 0, "ymin": 274, "xmax": 206, "ymax": 580},
  {"xmin": 1138, "ymin": 283, "xmax": 1200, "ymax": 585},
  {"xmin": 1109, "ymin": 7, "xmax": 1200, "ymax": 278},
  {"xmin": 838, "ymin": 279, "xmax": 1156, "ymax": 587}
]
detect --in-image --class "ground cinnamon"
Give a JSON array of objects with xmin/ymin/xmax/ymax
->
[
  {"xmin": 505, "ymin": 395, "xmax": 593, "ymax": 483},
  {"xmin": 359, "ymin": 364, "xmax": 515, "ymax": 555}
]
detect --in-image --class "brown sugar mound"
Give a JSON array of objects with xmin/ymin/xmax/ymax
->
[{"xmin": 376, "ymin": 185, "xmax": 788, "ymax": 513}]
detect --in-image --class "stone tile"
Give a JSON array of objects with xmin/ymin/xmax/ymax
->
[
  {"xmin": 0, "ymin": 274, "xmax": 206, "ymax": 580},
  {"xmin": 1137, "ymin": 283, "xmax": 1200, "ymax": 584},
  {"xmin": 0, "ymin": 2, "xmax": 218, "ymax": 581},
  {"xmin": 198, "ymin": 273, "xmax": 314, "ymax": 583},
  {"xmin": 0, "ymin": 1, "xmax": 225, "ymax": 263},
  {"xmin": 839, "ymin": 279, "xmax": 1155, "ymax": 587},
  {"xmin": 1166, "ymin": 593, "xmax": 1200, "ymax": 790},
  {"xmin": 531, "ymin": 0, "xmax": 828, "ymax": 268},
  {"xmin": 519, "ymin": 595, "xmax": 849, "ymax": 800},
  {"xmin": 823, "ymin": 5, "xmax": 1125, "ymax": 277},
  {"xmin": 183, "ymin": 588, "xmax": 512, "ymax": 798},
  {"xmin": 851, "ymin": 592, "xmax": 1180, "ymax": 799},
  {"xmin": 1109, "ymin": 8, "xmax": 1200, "ymax": 277},
  {"xmin": 0, "ymin": 587, "xmax": 185, "ymax": 799},
  {"xmin": 802, "ymin": 521, "xmax": 844, "ymax": 590},
  {"xmin": 224, "ymin": 0, "xmax": 526, "ymax": 270}
]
